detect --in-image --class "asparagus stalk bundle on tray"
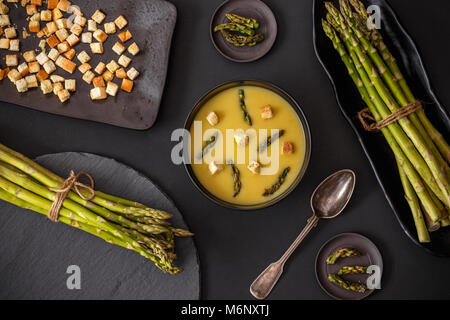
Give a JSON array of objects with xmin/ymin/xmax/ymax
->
[
  {"xmin": 0, "ymin": 143, "xmax": 193, "ymax": 274},
  {"xmin": 321, "ymin": 0, "xmax": 450, "ymax": 243}
]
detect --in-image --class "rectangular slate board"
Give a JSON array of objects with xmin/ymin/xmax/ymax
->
[{"xmin": 0, "ymin": 0, "xmax": 177, "ymax": 130}]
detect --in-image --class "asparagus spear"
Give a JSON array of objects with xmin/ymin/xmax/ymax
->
[
  {"xmin": 262, "ymin": 167, "xmax": 290, "ymax": 197},
  {"xmin": 225, "ymin": 13, "xmax": 260, "ymax": 29},
  {"xmin": 214, "ymin": 22, "xmax": 255, "ymax": 36},
  {"xmin": 199, "ymin": 133, "xmax": 218, "ymax": 159},
  {"xmin": 258, "ymin": 129, "xmax": 285, "ymax": 153},
  {"xmin": 326, "ymin": 248, "xmax": 361, "ymax": 264},
  {"xmin": 230, "ymin": 164, "xmax": 241, "ymax": 197},
  {"xmin": 328, "ymin": 274, "xmax": 367, "ymax": 293},
  {"xmin": 220, "ymin": 30, "xmax": 264, "ymax": 47},
  {"xmin": 337, "ymin": 266, "xmax": 368, "ymax": 275},
  {"xmin": 238, "ymin": 89, "xmax": 252, "ymax": 126}
]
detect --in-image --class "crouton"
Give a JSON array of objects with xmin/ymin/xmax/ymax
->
[
  {"xmin": 43, "ymin": 60, "xmax": 56, "ymax": 74},
  {"xmin": 55, "ymin": 56, "xmax": 76, "ymax": 73},
  {"xmin": 282, "ymin": 142, "xmax": 294, "ymax": 154},
  {"xmin": 52, "ymin": 8, "xmax": 63, "ymax": 20},
  {"xmin": 118, "ymin": 54, "xmax": 131, "ymax": 67},
  {"xmin": 6, "ymin": 54, "xmax": 18, "ymax": 67},
  {"xmin": 46, "ymin": 34, "xmax": 60, "ymax": 48},
  {"xmin": 126, "ymin": 67, "xmax": 139, "ymax": 80},
  {"xmin": 40, "ymin": 10, "xmax": 52, "ymax": 21},
  {"xmin": 77, "ymin": 62, "xmax": 91, "ymax": 74},
  {"xmin": 82, "ymin": 70, "xmax": 94, "ymax": 84},
  {"xmin": 81, "ymin": 32, "xmax": 92, "ymax": 43},
  {"xmin": 260, "ymin": 105, "xmax": 273, "ymax": 119},
  {"xmin": 48, "ymin": 48, "xmax": 60, "ymax": 61},
  {"xmin": 66, "ymin": 33, "xmax": 79, "ymax": 46},
  {"xmin": 0, "ymin": 15, "xmax": 11, "ymax": 28},
  {"xmin": 94, "ymin": 62, "xmax": 105, "ymax": 74},
  {"xmin": 114, "ymin": 15, "xmax": 128, "ymax": 30},
  {"xmin": 247, "ymin": 161, "xmax": 261, "ymax": 174},
  {"xmin": 91, "ymin": 10, "xmax": 105, "ymax": 24},
  {"xmin": 16, "ymin": 78, "xmax": 28, "ymax": 92},
  {"xmin": 208, "ymin": 161, "xmax": 223, "ymax": 175},
  {"xmin": 36, "ymin": 69, "xmax": 49, "ymax": 82},
  {"xmin": 23, "ymin": 51, "xmax": 36, "ymax": 63},
  {"xmin": 87, "ymin": 19, "xmax": 97, "ymax": 32},
  {"xmin": 45, "ymin": 21, "xmax": 58, "ymax": 35},
  {"xmin": 92, "ymin": 76, "xmax": 105, "ymax": 88},
  {"xmin": 30, "ymin": 0, "xmax": 42, "ymax": 6},
  {"xmin": 55, "ymin": 18, "xmax": 68, "ymax": 30},
  {"xmin": 0, "ymin": 3, "xmax": 10, "ymax": 15},
  {"xmin": 47, "ymin": 0, "xmax": 58, "ymax": 10},
  {"xmin": 93, "ymin": 29, "xmax": 107, "ymax": 43},
  {"xmin": 5, "ymin": 27, "xmax": 17, "ymax": 39},
  {"xmin": 115, "ymin": 68, "xmax": 126, "ymax": 79},
  {"xmin": 74, "ymin": 15, "xmax": 86, "ymax": 27},
  {"xmin": 40, "ymin": 79, "xmax": 53, "ymax": 94},
  {"xmin": 56, "ymin": 41, "xmax": 69, "ymax": 53},
  {"xmin": 102, "ymin": 70, "xmax": 114, "ymax": 82},
  {"xmin": 55, "ymin": 28, "xmax": 69, "ymax": 42},
  {"xmin": 121, "ymin": 78, "xmax": 133, "ymax": 92},
  {"xmin": 29, "ymin": 21, "xmax": 40, "ymax": 33},
  {"xmin": 57, "ymin": 89, "xmax": 70, "ymax": 102},
  {"xmin": 234, "ymin": 132, "xmax": 249, "ymax": 147},
  {"xmin": 28, "ymin": 61, "xmax": 40, "ymax": 73},
  {"xmin": 90, "ymin": 86, "xmax": 107, "ymax": 100},
  {"xmin": 26, "ymin": 5, "xmax": 37, "ymax": 15},
  {"xmin": 18, "ymin": 62, "xmax": 29, "ymax": 76},
  {"xmin": 127, "ymin": 42, "xmax": 140, "ymax": 56},
  {"xmin": 50, "ymin": 74, "xmax": 64, "ymax": 83},
  {"xmin": 7, "ymin": 69, "xmax": 21, "ymax": 83},
  {"xmin": 206, "ymin": 112, "xmax": 219, "ymax": 126},
  {"xmin": 9, "ymin": 39, "xmax": 20, "ymax": 51},
  {"xmin": 106, "ymin": 60, "xmax": 119, "ymax": 73},
  {"xmin": 70, "ymin": 23, "xmax": 83, "ymax": 36},
  {"xmin": 56, "ymin": 0, "xmax": 71, "ymax": 12},
  {"xmin": 52, "ymin": 81, "xmax": 63, "ymax": 94},
  {"xmin": 68, "ymin": 5, "xmax": 82, "ymax": 17},
  {"xmin": 106, "ymin": 81, "xmax": 118, "ymax": 96},
  {"xmin": 25, "ymin": 74, "xmax": 38, "ymax": 88},
  {"xmin": 36, "ymin": 51, "xmax": 49, "ymax": 65},
  {"xmin": 77, "ymin": 50, "xmax": 90, "ymax": 63},
  {"xmin": 90, "ymin": 42, "xmax": 103, "ymax": 54},
  {"xmin": 0, "ymin": 69, "xmax": 5, "ymax": 81},
  {"xmin": 0, "ymin": 38, "xmax": 9, "ymax": 49},
  {"xmin": 112, "ymin": 41, "xmax": 125, "ymax": 55},
  {"xmin": 104, "ymin": 22, "xmax": 116, "ymax": 34},
  {"xmin": 118, "ymin": 30, "xmax": 132, "ymax": 42},
  {"xmin": 65, "ymin": 79, "xmax": 76, "ymax": 92},
  {"xmin": 63, "ymin": 48, "xmax": 75, "ymax": 60}
]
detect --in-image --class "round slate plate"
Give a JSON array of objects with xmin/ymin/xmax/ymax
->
[
  {"xmin": 210, "ymin": 0, "xmax": 277, "ymax": 62},
  {"xmin": 0, "ymin": 153, "xmax": 200, "ymax": 300},
  {"xmin": 315, "ymin": 233, "xmax": 383, "ymax": 300}
]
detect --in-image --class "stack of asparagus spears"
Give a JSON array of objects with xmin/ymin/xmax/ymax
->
[
  {"xmin": 322, "ymin": 0, "xmax": 450, "ymax": 243},
  {"xmin": 0, "ymin": 143, "xmax": 193, "ymax": 274},
  {"xmin": 214, "ymin": 13, "xmax": 264, "ymax": 47}
]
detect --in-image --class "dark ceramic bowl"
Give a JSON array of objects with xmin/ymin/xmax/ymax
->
[{"xmin": 184, "ymin": 80, "xmax": 311, "ymax": 210}]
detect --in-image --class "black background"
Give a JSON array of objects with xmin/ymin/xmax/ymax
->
[{"xmin": 1, "ymin": 0, "xmax": 450, "ymax": 299}]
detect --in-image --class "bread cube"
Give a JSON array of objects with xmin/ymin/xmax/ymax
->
[
  {"xmin": 87, "ymin": 19, "xmax": 97, "ymax": 32},
  {"xmin": 55, "ymin": 56, "xmax": 76, "ymax": 73},
  {"xmin": 106, "ymin": 60, "xmax": 119, "ymax": 73},
  {"xmin": 28, "ymin": 19, "xmax": 40, "ymax": 32},
  {"xmin": 56, "ymin": 0, "xmax": 71, "ymax": 12},
  {"xmin": 36, "ymin": 51, "xmax": 49, "ymax": 65},
  {"xmin": 5, "ymin": 27, "xmax": 17, "ymax": 39},
  {"xmin": 118, "ymin": 30, "xmax": 132, "ymax": 42},
  {"xmin": 77, "ymin": 50, "xmax": 91, "ymax": 63},
  {"xmin": 0, "ymin": 69, "xmax": 5, "ymax": 81},
  {"xmin": 47, "ymin": 0, "xmax": 59, "ymax": 10},
  {"xmin": 36, "ymin": 69, "xmax": 49, "ymax": 82},
  {"xmin": 208, "ymin": 161, "xmax": 223, "ymax": 175},
  {"xmin": 9, "ymin": 39, "xmax": 20, "ymax": 51},
  {"xmin": 0, "ymin": 15, "xmax": 11, "ymax": 28},
  {"xmin": 40, "ymin": 10, "xmax": 52, "ymax": 21},
  {"xmin": 56, "ymin": 41, "xmax": 69, "ymax": 53},
  {"xmin": 16, "ymin": 78, "xmax": 28, "ymax": 92},
  {"xmin": 121, "ymin": 78, "xmax": 133, "ymax": 92},
  {"xmin": 77, "ymin": 62, "xmax": 91, "ymax": 74},
  {"xmin": 66, "ymin": 33, "xmax": 79, "ymax": 46},
  {"xmin": 93, "ymin": 29, "xmax": 107, "ymax": 43},
  {"xmin": 68, "ymin": 5, "xmax": 82, "ymax": 17},
  {"xmin": 38, "ymin": 39, "xmax": 46, "ymax": 50},
  {"xmin": 112, "ymin": 42, "xmax": 125, "ymax": 55},
  {"xmin": 40, "ymin": 79, "xmax": 53, "ymax": 94},
  {"xmin": 46, "ymin": 34, "xmax": 60, "ymax": 48},
  {"xmin": 102, "ymin": 70, "xmax": 114, "ymax": 82},
  {"xmin": 0, "ymin": 3, "xmax": 10, "ymax": 15},
  {"xmin": 260, "ymin": 105, "xmax": 273, "ymax": 119},
  {"xmin": 282, "ymin": 142, "xmax": 294, "ymax": 154},
  {"xmin": 7, "ymin": 69, "xmax": 21, "ymax": 82},
  {"xmin": 50, "ymin": 74, "xmax": 64, "ymax": 83},
  {"xmin": 126, "ymin": 67, "xmax": 139, "ymax": 80},
  {"xmin": 94, "ymin": 62, "xmax": 105, "ymax": 74},
  {"xmin": 114, "ymin": 15, "xmax": 128, "ymax": 30},
  {"xmin": 115, "ymin": 68, "xmax": 126, "ymax": 79},
  {"xmin": 90, "ymin": 42, "xmax": 103, "ymax": 54},
  {"xmin": 6, "ymin": 54, "xmax": 18, "ymax": 67},
  {"xmin": 104, "ymin": 22, "xmax": 116, "ymax": 34},
  {"xmin": 90, "ymin": 87, "xmax": 107, "ymax": 100},
  {"xmin": 57, "ymin": 89, "xmax": 70, "ymax": 103},
  {"xmin": 0, "ymin": 38, "xmax": 9, "ymax": 49},
  {"xmin": 30, "ymin": 0, "xmax": 42, "ymax": 6},
  {"xmin": 55, "ymin": 18, "xmax": 68, "ymax": 30},
  {"xmin": 106, "ymin": 81, "xmax": 118, "ymax": 96},
  {"xmin": 247, "ymin": 161, "xmax": 261, "ymax": 174},
  {"xmin": 70, "ymin": 23, "xmax": 83, "ymax": 36},
  {"xmin": 55, "ymin": 28, "xmax": 68, "ymax": 42},
  {"xmin": 74, "ymin": 15, "xmax": 86, "ymax": 27},
  {"xmin": 65, "ymin": 79, "xmax": 76, "ymax": 92},
  {"xmin": 206, "ymin": 112, "xmax": 219, "ymax": 126},
  {"xmin": 81, "ymin": 32, "xmax": 92, "ymax": 43},
  {"xmin": 43, "ymin": 60, "xmax": 56, "ymax": 74},
  {"xmin": 63, "ymin": 48, "xmax": 75, "ymax": 60},
  {"xmin": 127, "ymin": 42, "xmax": 140, "ymax": 56},
  {"xmin": 52, "ymin": 8, "xmax": 63, "ymax": 20},
  {"xmin": 52, "ymin": 81, "xmax": 63, "ymax": 94},
  {"xmin": 234, "ymin": 132, "xmax": 249, "ymax": 147},
  {"xmin": 28, "ymin": 61, "xmax": 40, "ymax": 73},
  {"xmin": 91, "ymin": 10, "xmax": 106, "ymax": 24},
  {"xmin": 93, "ymin": 76, "xmax": 105, "ymax": 88},
  {"xmin": 46, "ymin": 22, "xmax": 58, "ymax": 35},
  {"xmin": 82, "ymin": 70, "xmax": 94, "ymax": 84},
  {"xmin": 23, "ymin": 50, "xmax": 36, "ymax": 63},
  {"xmin": 48, "ymin": 48, "xmax": 60, "ymax": 61},
  {"xmin": 25, "ymin": 74, "xmax": 38, "ymax": 88},
  {"xmin": 118, "ymin": 54, "xmax": 131, "ymax": 68},
  {"xmin": 18, "ymin": 62, "xmax": 29, "ymax": 76},
  {"xmin": 26, "ymin": 4, "xmax": 37, "ymax": 15}
]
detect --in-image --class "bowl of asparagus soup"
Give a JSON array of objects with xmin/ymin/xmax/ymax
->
[{"xmin": 185, "ymin": 80, "xmax": 311, "ymax": 210}]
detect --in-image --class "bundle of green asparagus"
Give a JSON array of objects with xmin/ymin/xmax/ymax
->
[
  {"xmin": 0, "ymin": 143, "xmax": 193, "ymax": 274},
  {"xmin": 214, "ymin": 13, "xmax": 264, "ymax": 47},
  {"xmin": 321, "ymin": 0, "xmax": 450, "ymax": 243}
]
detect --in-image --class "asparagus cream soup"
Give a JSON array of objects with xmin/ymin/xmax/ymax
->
[{"xmin": 190, "ymin": 86, "xmax": 306, "ymax": 206}]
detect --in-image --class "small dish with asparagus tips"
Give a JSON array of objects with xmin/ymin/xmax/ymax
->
[
  {"xmin": 210, "ymin": 0, "xmax": 277, "ymax": 63},
  {"xmin": 314, "ymin": 0, "xmax": 450, "ymax": 254}
]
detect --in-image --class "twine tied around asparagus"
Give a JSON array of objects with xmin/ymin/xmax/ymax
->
[
  {"xmin": 48, "ymin": 171, "xmax": 95, "ymax": 222},
  {"xmin": 358, "ymin": 100, "xmax": 423, "ymax": 131}
]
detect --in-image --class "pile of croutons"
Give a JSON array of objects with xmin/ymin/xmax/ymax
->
[{"xmin": 0, "ymin": 0, "xmax": 140, "ymax": 103}]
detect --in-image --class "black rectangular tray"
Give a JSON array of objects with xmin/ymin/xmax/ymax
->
[{"xmin": 313, "ymin": 0, "xmax": 450, "ymax": 256}]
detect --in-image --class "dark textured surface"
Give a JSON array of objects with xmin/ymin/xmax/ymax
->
[
  {"xmin": 0, "ymin": 153, "xmax": 200, "ymax": 300},
  {"xmin": 0, "ymin": 0, "xmax": 176, "ymax": 129},
  {"xmin": 0, "ymin": 0, "xmax": 450, "ymax": 299},
  {"xmin": 313, "ymin": 0, "xmax": 450, "ymax": 255}
]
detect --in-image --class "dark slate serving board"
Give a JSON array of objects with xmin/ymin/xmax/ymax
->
[
  {"xmin": 0, "ymin": 0, "xmax": 176, "ymax": 130},
  {"xmin": 0, "ymin": 153, "xmax": 200, "ymax": 299}
]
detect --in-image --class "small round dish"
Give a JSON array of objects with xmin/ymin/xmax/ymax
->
[
  {"xmin": 210, "ymin": 0, "xmax": 277, "ymax": 63},
  {"xmin": 184, "ymin": 80, "xmax": 311, "ymax": 211},
  {"xmin": 315, "ymin": 233, "xmax": 383, "ymax": 300}
]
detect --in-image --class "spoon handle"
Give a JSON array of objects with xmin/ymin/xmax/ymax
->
[{"xmin": 250, "ymin": 215, "xmax": 319, "ymax": 300}]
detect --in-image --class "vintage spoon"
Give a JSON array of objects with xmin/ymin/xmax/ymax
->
[{"xmin": 250, "ymin": 169, "xmax": 356, "ymax": 300}]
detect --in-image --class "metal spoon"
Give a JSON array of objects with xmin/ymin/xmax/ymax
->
[{"xmin": 250, "ymin": 169, "xmax": 356, "ymax": 300}]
